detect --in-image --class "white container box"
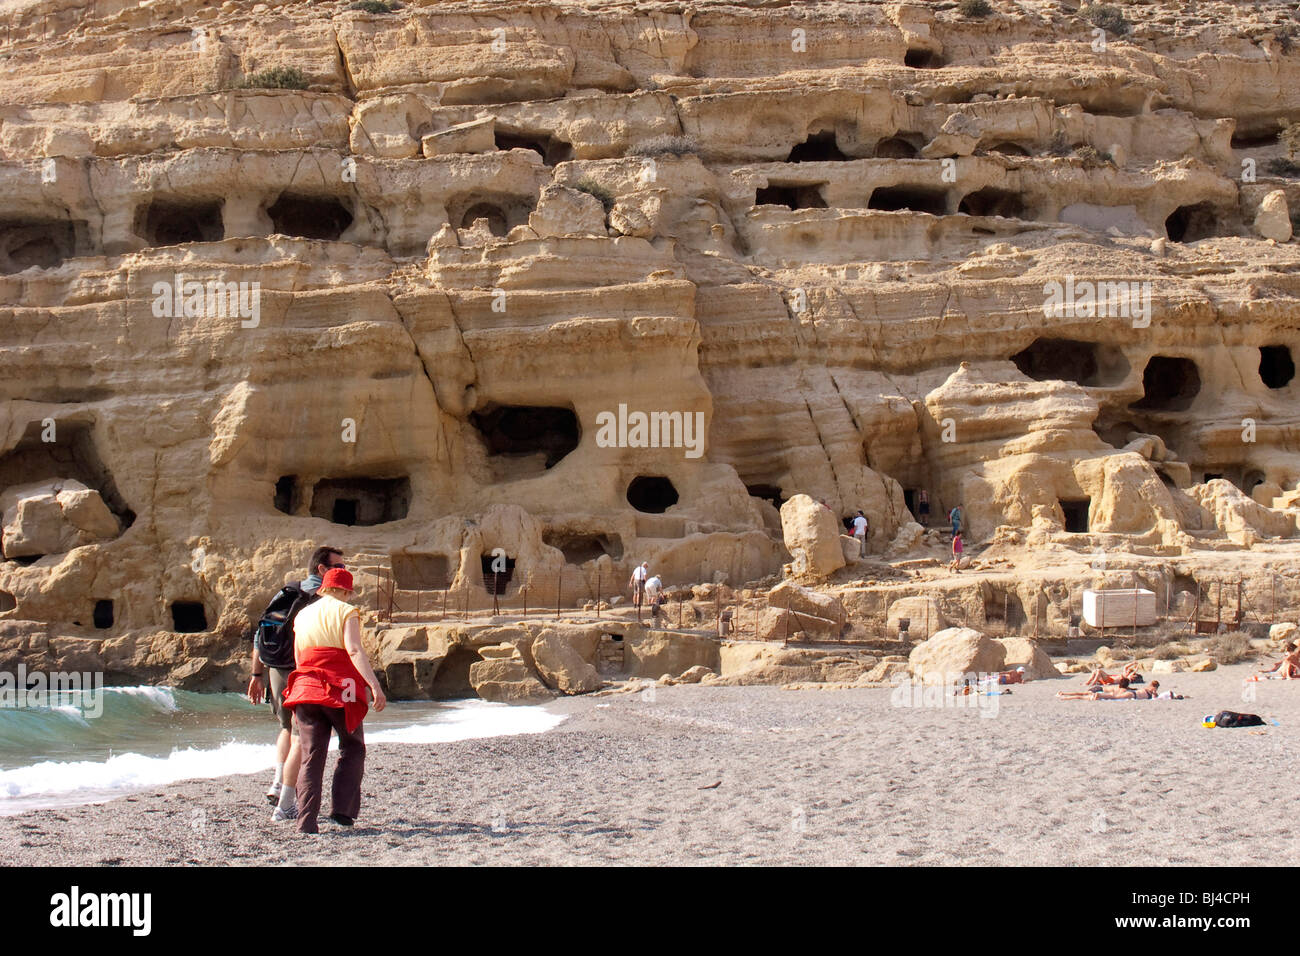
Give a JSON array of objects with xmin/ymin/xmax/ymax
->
[{"xmin": 1083, "ymin": 588, "xmax": 1157, "ymax": 628}]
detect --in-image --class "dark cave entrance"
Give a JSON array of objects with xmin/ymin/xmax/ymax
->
[
  {"xmin": 1011, "ymin": 338, "xmax": 1130, "ymax": 387},
  {"xmin": 170, "ymin": 601, "xmax": 208, "ymax": 633},
  {"xmin": 469, "ymin": 405, "xmax": 580, "ymax": 470},
  {"xmin": 542, "ymin": 529, "xmax": 624, "ymax": 564},
  {"xmin": 755, "ymin": 183, "xmax": 828, "ymax": 209},
  {"xmin": 868, "ymin": 185, "xmax": 948, "ymax": 215},
  {"xmin": 958, "ymin": 187, "xmax": 1027, "ymax": 219},
  {"xmin": 1060, "ymin": 498, "xmax": 1091, "ymax": 533},
  {"xmin": 1129, "ymin": 356, "xmax": 1201, "ymax": 412},
  {"xmin": 265, "ymin": 193, "xmax": 354, "ymax": 241},
  {"xmin": 786, "ymin": 132, "xmax": 851, "ymax": 163},
  {"xmin": 1165, "ymin": 202, "xmax": 1222, "ymax": 243},
  {"xmin": 1259, "ymin": 345, "xmax": 1295, "ymax": 389},
  {"xmin": 309, "ymin": 477, "xmax": 411, "ymax": 526},
  {"xmin": 627, "ymin": 475, "xmax": 679, "ymax": 514},
  {"xmin": 134, "ymin": 199, "xmax": 224, "ymax": 246},
  {"xmin": 494, "ymin": 130, "xmax": 573, "ymax": 165}
]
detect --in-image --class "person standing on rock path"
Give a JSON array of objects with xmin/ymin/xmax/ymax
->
[
  {"xmin": 949, "ymin": 504, "xmax": 963, "ymax": 537},
  {"xmin": 852, "ymin": 510, "xmax": 869, "ymax": 557},
  {"xmin": 917, "ymin": 489, "xmax": 930, "ymax": 526},
  {"xmin": 950, "ymin": 531, "xmax": 964, "ymax": 573},
  {"xmin": 282, "ymin": 567, "xmax": 386, "ymax": 834},
  {"xmin": 630, "ymin": 561, "xmax": 649, "ymax": 617},
  {"xmin": 248, "ymin": 545, "xmax": 345, "ymax": 820}
]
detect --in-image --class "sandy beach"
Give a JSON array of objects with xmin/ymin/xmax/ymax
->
[{"xmin": 2, "ymin": 661, "xmax": 1297, "ymax": 867}]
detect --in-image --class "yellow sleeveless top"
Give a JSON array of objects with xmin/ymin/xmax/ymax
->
[{"xmin": 293, "ymin": 593, "xmax": 359, "ymax": 654}]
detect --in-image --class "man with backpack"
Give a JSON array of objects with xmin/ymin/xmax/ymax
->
[{"xmin": 246, "ymin": 545, "xmax": 346, "ymax": 820}]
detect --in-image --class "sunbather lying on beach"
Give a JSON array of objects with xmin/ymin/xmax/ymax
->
[
  {"xmin": 1056, "ymin": 679, "xmax": 1174, "ymax": 700},
  {"xmin": 1251, "ymin": 642, "xmax": 1300, "ymax": 681},
  {"xmin": 1082, "ymin": 662, "xmax": 1141, "ymax": 686}
]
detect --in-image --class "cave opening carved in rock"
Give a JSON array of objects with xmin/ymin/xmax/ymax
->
[
  {"xmin": 745, "ymin": 484, "xmax": 787, "ymax": 509},
  {"xmin": 868, "ymin": 185, "xmax": 948, "ymax": 215},
  {"xmin": 543, "ymin": 529, "xmax": 624, "ymax": 564},
  {"xmin": 0, "ymin": 589, "xmax": 15, "ymax": 612},
  {"xmin": 480, "ymin": 552, "xmax": 516, "ymax": 594},
  {"xmin": 93, "ymin": 598, "xmax": 114, "ymax": 629},
  {"xmin": 494, "ymin": 130, "xmax": 573, "ymax": 165},
  {"xmin": 469, "ymin": 405, "xmax": 580, "ymax": 475},
  {"xmin": 0, "ymin": 420, "xmax": 136, "ymax": 527},
  {"xmin": 755, "ymin": 183, "xmax": 828, "ymax": 210},
  {"xmin": 958, "ymin": 187, "xmax": 1027, "ymax": 219},
  {"xmin": 872, "ymin": 136, "xmax": 922, "ymax": 159},
  {"xmin": 309, "ymin": 477, "xmax": 411, "ymax": 526},
  {"xmin": 273, "ymin": 475, "xmax": 299, "ymax": 515},
  {"xmin": 1060, "ymin": 498, "xmax": 1091, "ymax": 533},
  {"xmin": 134, "ymin": 199, "xmax": 224, "ymax": 246},
  {"xmin": 627, "ymin": 475, "xmax": 679, "ymax": 514},
  {"xmin": 170, "ymin": 601, "xmax": 208, "ymax": 632},
  {"xmin": 1165, "ymin": 202, "xmax": 1225, "ymax": 243},
  {"xmin": 786, "ymin": 131, "xmax": 850, "ymax": 163},
  {"xmin": 1129, "ymin": 356, "xmax": 1201, "ymax": 412},
  {"xmin": 0, "ymin": 219, "xmax": 83, "ymax": 274},
  {"xmin": 452, "ymin": 194, "xmax": 534, "ymax": 238},
  {"xmin": 987, "ymin": 141, "xmax": 1030, "ymax": 157},
  {"xmin": 392, "ymin": 552, "xmax": 450, "ymax": 590},
  {"xmin": 1011, "ymin": 338, "xmax": 1130, "ymax": 387},
  {"xmin": 266, "ymin": 193, "xmax": 354, "ymax": 241},
  {"xmin": 904, "ymin": 48, "xmax": 945, "ymax": 68},
  {"xmin": 1259, "ymin": 345, "xmax": 1295, "ymax": 389}
]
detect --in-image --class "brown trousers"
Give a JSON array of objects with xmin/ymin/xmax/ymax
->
[{"xmin": 293, "ymin": 703, "xmax": 365, "ymax": 834}]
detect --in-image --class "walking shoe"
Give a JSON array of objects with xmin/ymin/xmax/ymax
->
[
  {"xmin": 271, "ymin": 804, "xmax": 298, "ymax": 822},
  {"xmin": 326, "ymin": 813, "xmax": 354, "ymax": 827},
  {"xmin": 265, "ymin": 784, "xmax": 281, "ymax": 806}
]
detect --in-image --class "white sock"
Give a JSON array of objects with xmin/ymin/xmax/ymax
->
[{"xmin": 277, "ymin": 784, "xmax": 296, "ymax": 811}]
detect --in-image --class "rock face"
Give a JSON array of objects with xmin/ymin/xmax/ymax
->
[
  {"xmin": 887, "ymin": 596, "xmax": 945, "ymax": 639},
  {"xmin": 0, "ymin": 480, "xmax": 119, "ymax": 558},
  {"xmin": 908, "ymin": 627, "xmax": 1007, "ymax": 684},
  {"xmin": 2, "ymin": 0, "xmax": 1300, "ymax": 690},
  {"xmin": 780, "ymin": 495, "xmax": 846, "ymax": 579},
  {"xmin": 531, "ymin": 626, "xmax": 602, "ymax": 695},
  {"xmin": 1255, "ymin": 190, "xmax": 1293, "ymax": 243},
  {"xmin": 469, "ymin": 646, "xmax": 554, "ymax": 703}
]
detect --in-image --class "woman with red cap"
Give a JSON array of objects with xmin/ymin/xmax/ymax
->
[{"xmin": 281, "ymin": 566, "xmax": 386, "ymax": 834}]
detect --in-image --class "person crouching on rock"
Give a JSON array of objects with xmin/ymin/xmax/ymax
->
[{"xmin": 282, "ymin": 567, "xmax": 386, "ymax": 834}]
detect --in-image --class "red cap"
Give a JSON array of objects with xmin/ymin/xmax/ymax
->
[{"xmin": 321, "ymin": 567, "xmax": 354, "ymax": 592}]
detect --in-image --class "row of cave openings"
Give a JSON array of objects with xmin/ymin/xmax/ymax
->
[
  {"xmin": 271, "ymin": 407, "xmax": 681, "ymax": 526},
  {"xmin": 1011, "ymin": 338, "xmax": 1295, "ymax": 403},
  {"xmin": 1, "ymin": 115, "xmax": 1245, "ymax": 275},
  {"xmin": 388, "ymin": 526, "xmax": 628, "ymax": 597}
]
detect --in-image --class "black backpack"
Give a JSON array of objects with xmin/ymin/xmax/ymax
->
[
  {"xmin": 1213, "ymin": 710, "xmax": 1266, "ymax": 728},
  {"xmin": 253, "ymin": 582, "xmax": 320, "ymax": 669}
]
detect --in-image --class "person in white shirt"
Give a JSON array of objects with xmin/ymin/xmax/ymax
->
[
  {"xmin": 629, "ymin": 561, "xmax": 649, "ymax": 613},
  {"xmin": 852, "ymin": 510, "xmax": 868, "ymax": 557},
  {"xmin": 645, "ymin": 574, "xmax": 664, "ymax": 621}
]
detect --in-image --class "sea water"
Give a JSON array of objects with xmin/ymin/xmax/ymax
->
[{"xmin": 0, "ymin": 687, "xmax": 565, "ymax": 815}]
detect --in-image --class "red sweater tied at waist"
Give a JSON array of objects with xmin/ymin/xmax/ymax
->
[{"xmin": 282, "ymin": 646, "xmax": 370, "ymax": 733}]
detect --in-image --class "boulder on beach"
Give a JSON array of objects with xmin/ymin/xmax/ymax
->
[
  {"xmin": 908, "ymin": 627, "xmax": 1006, "ymax": 684},
  {"xmin": 779, "ymin": 495, "xmax": 845, "ymax": 579},
  {"xmin": 531, "ymin": 626, "xmax": 602, "ymax": 695},
  {"xmin": 994, "ymin": 637, "xmax": 1061, "ymax": 680}
]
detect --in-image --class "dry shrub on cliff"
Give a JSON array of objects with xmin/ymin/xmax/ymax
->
[
  {"xmin": 238, "ymin": 66, "xmax": 308, "ymax": 90},
  {"xmin": 1082, "ymin": 5, "xmax": 1130, "ymax": 36},
  {"xmin": 349, "ymin": 0, "xmax": 400, "ymax": 11},
  {"xmin": 1208, "ymin": 631, "xmax": 1256, "ymax": 665},
  {"xmin": 574, "ymin": 177, "xmax": 615, "ymax": 212},
  {"xmin": 1073, "ymin": 144, "xmax": 1115, "ymax": 168},
  {"xmin": 958, "ymin": 0, "xmax": 993, "ymax": 18},
  {"xmin": 629, "ymin": 135, "xmax": 699, "ymax": 157}
]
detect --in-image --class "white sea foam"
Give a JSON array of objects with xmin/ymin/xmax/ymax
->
[
  {"xmin": 0, "ymin": 699, "xmax": 565, "ymax": 813},
  {"xmin": 367, "ymin": 700, "xmax": 567, "ymax": 744}
]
